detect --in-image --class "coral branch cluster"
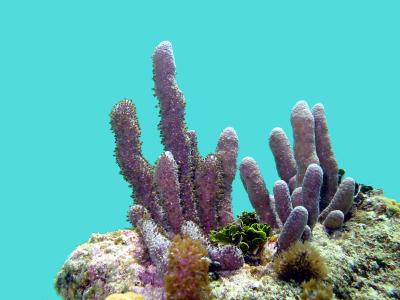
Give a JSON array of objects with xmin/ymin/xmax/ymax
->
[
  {"xmin": 240, "ymin": 100, "xmax": 356, "ymax": 251},
  {"xmin": 110, "ymin": 41, "xmax": 243, "ymax": 283}
]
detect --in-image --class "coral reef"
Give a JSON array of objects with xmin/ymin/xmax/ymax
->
[
  {"xmin": 55, "ymin": 41, "xmax": 400, "ymax": 300},
  {"xmin": 55, "ymin": 192, "xmax": 400, "ymax": 299}
]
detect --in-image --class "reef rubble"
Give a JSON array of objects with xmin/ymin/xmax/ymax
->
[{"xmin": 55, "ymin": 190, "xmax": 400, "ymax": 300}]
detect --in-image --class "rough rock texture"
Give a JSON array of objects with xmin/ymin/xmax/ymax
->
[{"xmin": 55, "ymin": 191, "xmax": 400, "ymax": 300}]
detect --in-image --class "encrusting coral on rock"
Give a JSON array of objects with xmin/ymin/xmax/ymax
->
[{"xmin": 55, "ymin": 41, "xmax": 400, "ymax": 300}]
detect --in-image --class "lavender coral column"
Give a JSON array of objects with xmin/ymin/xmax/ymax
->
[
  {"xmin": 290, "ymin": 101, "xmax": 320, "ymax": 186},
  {"xmin": 277, "ymin": 206, "xmax": 308, "ymax": 251},
  {"xmin": 140, "ymin": 219, "xmax": 171, "ymax": 273},
  {"xmin": 269, "ymin": 127, "xmax": 297, "ymax": 184},
  {"xmin": 302, "ymin": 164, "xmax": 323, "ymax": 229},
  {"xmin": 153, "ymin": 41, "xmax": 196, "ymax": 222},
  {"xmin": 312, "ymin": 104, "xmax": 339, "ymax": 209},
  {"xmin": 195, "ymin": 154, "xmax": 224, "ymax": 233},
  {"xmin": 110, "ymin": 100, "xmax": 164, "ymax": 225},
  {"xmin": 240, "ymin": 157, "xmax": 279, "ymax": 228},
  {"xmin": 319, "ymin": 178, "xmax": 355, "ymax": 221},
  {"xmin": 216, "ymin": 127, "xmax": 238, "ymax": 226},
  {"xmin": 273, "ymin": 180, "xmax": 292, "ymax": 224},
  {"xmin": 154, "ymin": 151, "xmax": 184, "ymax": 234}
]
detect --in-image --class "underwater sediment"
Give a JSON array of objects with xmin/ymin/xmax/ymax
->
[{"xmin": 55, "ymin": 42, "xmax": 400, "ymax": 300}]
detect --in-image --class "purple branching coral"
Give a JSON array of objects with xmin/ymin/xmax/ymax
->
[
  {"xmin": 215, "ymin": 127, "xmax": 239, "ymax": 226},
  {"xmin": 239, "ymin": 157, "xmax": 280, "ymax": 229},
  {"xmin": 241, "ymin": 100, "xmax": 357, "ymax": 250},
  {"xmin": 109, "ymin": 41, "xmax": 359, "ymax": 295},
  {"xmin": 312, "ymin": 104, "xmax": 339, "ymax": 209},
  {"xmin": 302, "ymin": 164, "xmax": 323, "ymax": 229},
  {"xmin": 152, "ymin": 41, "xmax": 197, "ymax": 223},
  {"xmin": 154, "ymin": 151, "xmax": 184, "ymax": 234},
  {"xmin": 290, "ymin": 101, "xmax": 320, "ymax": 187},
  {"xmin": 277, "ymin": 206, "xmax": 309, "ymax": 251},
  {"xmin": 110, "ymin": 41, "xmax": 244, "ymax": 289}
]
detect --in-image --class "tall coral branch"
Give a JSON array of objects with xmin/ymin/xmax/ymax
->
[
  {"xmin": 110, "ymin": 100, "xmax": 164, "ymax": 225},
  {"xmin": 195, "ymin": 154, "xmax": 224, "ymax": 233},
  {"xmin": 302, "ymin": 164, "xmax": 323, "ymax": 229},
  {"xmin": 277, "ymin": 206, "xmax": 308, "ymax": 251},
  {"xmin": 273, "ymin": 180, "xmax": 292, "ymax": 224},
  {"xmin": 153, "ymin": 41, "xmax": 197, "ymax": 222},
  {"xmin": 269, "ymin": 127, "xmax": 297, "ymax": 184},
  {"xmin": 319, "ymin": 178, "xmax": 355, "ymax": 222},
  {"xmin": 312, "ymin": 104, "xmax": 339, "ymax": 209},
  {"xmin": 239, "ymin": 157, "xmax": 279, "ymax": 228},
  {"xmin": 290, "ymin": 101, "xmax": 320, "ymax": 186},
  {"xmin": 216, "ymin": 127, "xmax": 238, "ymax": 226},
  {"xmin": 154, "ymin": 151, "xmax": 184, "ymax": 234}
]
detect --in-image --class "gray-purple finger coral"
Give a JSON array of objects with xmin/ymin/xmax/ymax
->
[
  {"xmin": 195, "ymin": 154, "xmax": 224, "ymax": 234},
  {"xmin": 269, "ymin": 127, "xmax": 297, "ymax": 184},
  {"xmin": 273, "ymin": 180, "xmax": 293, "ymax": 224},
  {"xmin": 312, "ymin": 103, "xmax": 339, "ymax": 209},
  {"xmin": 277, "ymin": 206, "xmax": 308, "ymax": 251},
  {"xmin": 302, "ymin": 164, "xmax": 323, "ymax": 229},
  {"xmin": 55, "ymin": 41, "xmax": 400, "ymax": 300},
  {"xmin": 291, "ymin": 100, "xmax": 320, "ymax": 187},
  {"xmin": 153, "ymin": 41, "xmax": 197, "ymax": 222},
  {"xmin": 240, "ymin": 157, "xmax": 279, "ymax": 228},
  {"xmin": 216, "ymin": 127, "xmax": 238, "ymax": 226},
  {"xmin": 319, "ymin": 178, "xmax": 355, "ymax": 222},
  {"xmin": 154, "ymin": 151, "xmax": 183, "ymax": 234}
]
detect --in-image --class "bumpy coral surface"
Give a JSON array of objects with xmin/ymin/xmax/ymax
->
[{"xmin": 55, "ymin": 191, "xmax": 400, "ymax": 300}]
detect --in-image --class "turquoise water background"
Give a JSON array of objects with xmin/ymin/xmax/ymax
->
[{"xmin": 1, "ymin": 1, "xmax": 399, "ymax": 299}]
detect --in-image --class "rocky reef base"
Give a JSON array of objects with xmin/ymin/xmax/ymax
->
[{"xmin": 55, "ymin": 191, "xmax": 400, "ymax": 300}]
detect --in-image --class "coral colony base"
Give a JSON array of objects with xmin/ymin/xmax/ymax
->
[{"xmin": 55, "ymin": 42, "xmax": 400, "ymax": 300}]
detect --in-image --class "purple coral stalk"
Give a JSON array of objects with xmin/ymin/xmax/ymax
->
[
  {"xmin": 181, "ymin": 221, "xmax": 243, "ymax": 272},
  {"xmin": 195, "ymin": 154, "xmax": 224, "ymax": 233},
  {"xmin": 216, "ymin": 127, "xmax": 238, "ymax": 226},
  {"xmin": 277, "ymin": 206, "xmax": 309, "ymax": 251},
  {"xmin": 154, "ymin": 151, "xmax": 184, "ymax": 234},
  {"xmin": 323, "ymin": 210, "xmax": 344, "ymax": 231},
  {"xmin": 302, "ymin": 164, "xmax": 323, "ymax": 229},
  {"xmin": 269, "ymin": 127, "xmax": 297, "ymax": 184},
  {"xmin": 319, "ymin": 178, "xmax": 355, "ymax": 222},
  {"xmin": 273, "ymin": 180, "xmax": 292, "ymax": 224},
  {"xmin": 139, "ymin": 219, "xmax": 171, "ymax": 273},
  {"xmin": 110, "ymin": 100, "xmax": 164, "ymax": 225},
  {"xmin": 181, "ymin": 221, "xmax": 210, "ymax": 247},
  {"xmin": 239, "ymin": 157, "xmax": 279, "ymax": 228},
  {"xmin": 208, "ymin": 244, "xmax": 244, "ymax": 271},
  {"xmin": 290, "ymin": 101, "xmax": 320, "ymax": 186},
  {"xmin": 153, "ymin": 41, "xmax": 197, "ymax": 222},
  {"xmin": 312, "ymin": 104, "xmax": 339, "ymax": 209}
]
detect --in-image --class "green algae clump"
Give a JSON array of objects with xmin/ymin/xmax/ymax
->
[{"xmin": 209, "ymin": 212, "xmax": 271, "ymax": 258}]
